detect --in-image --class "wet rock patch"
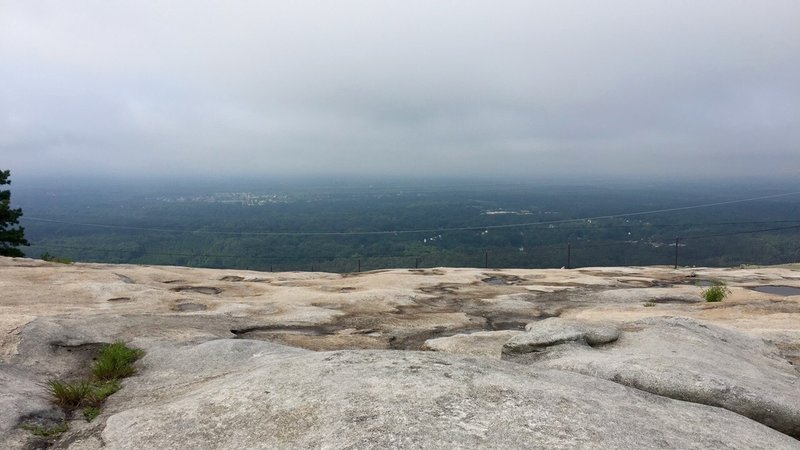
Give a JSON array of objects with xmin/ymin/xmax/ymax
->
[
  {"xmin": 753, "ymin": 285, "xmax": 800, "ymax": 296},
  {"xmin": 219, "ymin": 276, "xmax": 245, "ymax": 282},
  {"xmin": 171, "ymin": 302, "xmax": 207, "ymax": 312},
  {"xmin": 482, "ymin": 274, "xmax": 525, "ymax": 285},
  {"xmin": 169, "ymin": 286, "xmax": 222, "ymax": 295}
]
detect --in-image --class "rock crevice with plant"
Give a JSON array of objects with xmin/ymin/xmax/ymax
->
[{"xmin": 18, "ymin": 342, "xmax": 143, "ymax": 444}]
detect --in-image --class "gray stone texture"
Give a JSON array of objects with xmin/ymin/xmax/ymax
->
[{"xmin": 505, "ymin": 316, "xmax": 800, "ymax": 439}]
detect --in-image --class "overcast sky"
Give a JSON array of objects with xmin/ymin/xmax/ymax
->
[{"xmin": 2, "ymin": 1, "xmax": 799, "ymax": 181}]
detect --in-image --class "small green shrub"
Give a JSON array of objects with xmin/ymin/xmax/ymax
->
[
  {"xmin": 643, "ymin": 302, "xmax": 656, "ymax": 307},
  {"xmin": 83, "ymin": 406, "xmax": 101, "ymax": 422},
  {"xmin": 40, "ymin": 252, "xmax": 73, "ymax": 264},
  {"xmin": 92, "ymin": 342, "xmax": 144, "ymax": 381},
  {"xmin": 20, "ymin": 422, "xmax": 69, "ymax": 437},
  {"xmin": 702, "ymin": 282, "xmax": 730, "ymax": 302}
]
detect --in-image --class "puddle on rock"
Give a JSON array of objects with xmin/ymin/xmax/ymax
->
[
  {"xmin": 231, "ymin": 321, "xmax": 492, "ymax": 352},
  {"xmin": 408, "ymin": 269, "xmax": 446, "ymax": 276},
  {"xmin": 388, "ymin": 327, "xmax": 486, "ymax": 350},
  {"xmin": 487, "ymin": 320, "xmax": 529, "ymax": 331},
  {"xmin": 170, "ymin": 286, "xmax": 222, "ymax": 295},
  {"xmin": 482, "ymin": 274, "xmax": 524, "ymax": 285},
  {"xmin": 172, "ymin": 302, "xmax": 208, "ymax": 312},
  {"xmin": 232, "ymin": 324, "xmax": 333, "ymax": 337},
  {"xmin": 484, "ymin": 312, "xmax": 559, "ymax": 331},
  {"xmin": 220, "ymin": 276, "xmax": 245, "ymax": 282},
  {"xmin": 752, "ymin": 286, "xmax": 800, "ymax": 296},
  {"xmin": 318, "ymin": 286, "xmax": 357, "ymax": 293},
  {"xmin": 648, "ymin": 297, "xmax": 700, "ymax": 304}
]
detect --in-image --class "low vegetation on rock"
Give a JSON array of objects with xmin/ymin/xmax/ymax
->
[
  {"xmin": 24, "ymin": 342, "xmax": 143, "ymax": 439},
  {"xmin": 40, "ymin": 252, "xmax": 73, "ymax": 264},
  {"xmin": 92, "ymin": 342, "xmax": 144, "ymax": 381},
  {"xmin": 19, "ymin": 422, "xmax": 69, "ymax": 438},
  {"xmin": 48, "ymin": 379, "xmax": 121, "ymax": 412},
  {"xmin": 702, "ymin": 282, "xmax": 730, "ymax": 302}
]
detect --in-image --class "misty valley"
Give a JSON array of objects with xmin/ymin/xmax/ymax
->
[{"xmin": 14, "ymin": 179, "xmax": 800, "ymax": 272}]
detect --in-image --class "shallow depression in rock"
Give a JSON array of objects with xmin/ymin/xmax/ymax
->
[
  {"xmin": 169, "ymin": 286, "xmax": 222, "ymax": 295},
  {"xmin": 172, "ymin": 302, "xmax": 208, "ymax": 312},
  {"xmin": 752, "ymin": 285, "xmax": 800, "ymax": 296}
]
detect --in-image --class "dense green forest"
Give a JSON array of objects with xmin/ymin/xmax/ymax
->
[{"xmin": 12, "ymin": 178, "xmax": 800, "ymax": 272}]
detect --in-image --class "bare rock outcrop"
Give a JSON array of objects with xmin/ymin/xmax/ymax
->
[
  {"xmin": 502, "ymin": 317, "xmax": 620, "ymax": 355},
  {"xmin": 504, "ymin": 316, "xmax": 800, "ymax": 439},
  {"xmin": 2, "ymin": 258, "xmax": 800, "ymax": 447},
  {"xmin": 92, "ymin": 340, "xmax": 798, "ymax": 449},
  {"xmin": 423, "ymin": 330, "xmax": 523, "ymax": 359}
]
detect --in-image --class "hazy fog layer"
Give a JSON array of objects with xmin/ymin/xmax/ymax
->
[{"xmin": 2, "ymin": 1, "xmax": 799, "ymax": 180}]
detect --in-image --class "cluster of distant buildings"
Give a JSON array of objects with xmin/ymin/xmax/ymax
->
[
  {"xmin": 481, "ymin": 209, "xmax": 534, "ymax": 216},
  {"xmin": 157, "ymin": 192, "xmax": 291, "ymax": 206}
]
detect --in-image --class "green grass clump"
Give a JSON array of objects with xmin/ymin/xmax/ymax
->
[
  {"xmin": 20, "ymin": 422, "xmax": 69, "ymax": 437},
  {"xmin": 48, "ymin": 380, "xmax": 95, "ymax": 411},
  {"xmin": 47, "ymin": 379, "xmax": 121, "ymax": 411},
  {"xmin": 83, "ymin": 406, "xmax": 101, "ymax": 422},
  {"xmin": 92, "ymin": 342, "xmax": 144, "ymax": 381},
  {"xmin": 702, "ymin": 282, "xmax": 730, "ymax": 302},
  {"xmin": 28, "ymin": 342, "xmax": 143, "ymax": 437},
  {"xmin": 91, "ymin": 379, "xmax": 121, "ymax": 399}
]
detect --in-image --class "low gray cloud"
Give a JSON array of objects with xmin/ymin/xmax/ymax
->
[{"xmin": 2, "ymin": 1, "xmax": 799, "ymax": 180}]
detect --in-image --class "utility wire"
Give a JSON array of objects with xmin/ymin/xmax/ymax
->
[
  {"xmin": 22, "ymin": 191, "xmax": 800, "ymax": 236},
  {"xmin": 683, "ymin": 223, "xmax": 800, "ymax": 240}
]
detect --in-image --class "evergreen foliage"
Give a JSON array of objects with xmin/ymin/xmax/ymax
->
[{"xmin": 0, "ymin": 170, "xmax": 29, "ymax": 256}]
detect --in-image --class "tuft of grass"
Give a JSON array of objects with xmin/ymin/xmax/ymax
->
[
  {"xmin": 702, "ymin": 282, "xmax": 730, "ymax": 302},
  {"xmin": 20, "ymin": 422, "xmax": 69, "ymax": 437},
  {"xmin": 48, "ymin": 379, "xmax": 122, "ymax": 411},
  {"xmin": 29, "ymin": 342, "xmax": 143, "ymax": 438},
  {"xmin": 83, "ymin": 406, "xmax": 101, "ymax": 422},
  {"xmin": 89, "ymin": 380, "xmax": 121, "ymax": 403},
  {"xmin": 48, "ymin": 380, "xmax": 94, "ymax": 411},
  {"xmin": 92, "ymin": 342, "xmax": 144, "ymax": 381},
  {"xmin": 643, "ymin": 302, "xmax": 657, "ymax": 307}
]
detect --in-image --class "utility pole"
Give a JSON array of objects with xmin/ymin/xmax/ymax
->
[
  {"xmin": 357, "ymin": 259, "xmax": 361, "ymax": 273},
  {"xmin": 674, "ymin": 237, "xmax": 680, "ymax": 269},
  {"xmin": 415, "ymin": 257, "xmax": 419, "ymax": 269},
  {"xmin": 485, "ymin": 250, "xmax": 489, "ymax": 269},
  {"xmin": 567, "ymin": 244, "xmax": 571, "ymax": 269}
]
